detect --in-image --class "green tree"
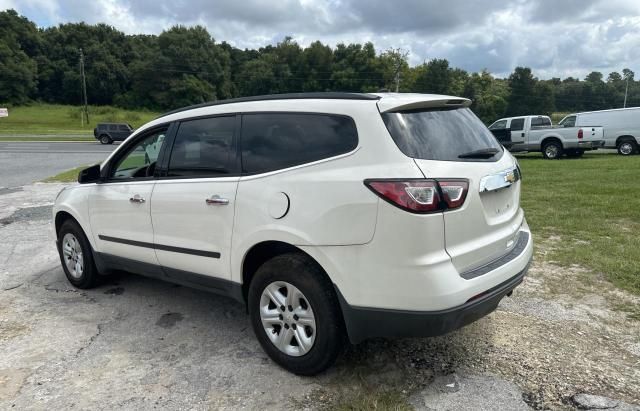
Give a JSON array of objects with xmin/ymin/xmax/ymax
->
[
  {"xmin": 506, "ymin": 67, "xmax": 537, "ymax": 116},
  {"xmin": 0, "ymin": 10, "xmax": 40, "ymax": 103}
]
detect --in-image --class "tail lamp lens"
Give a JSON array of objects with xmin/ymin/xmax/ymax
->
[
  {"xmin": 578, "ymin": 129, "xmax": 583, "ymax": 139},
  {"xmin": 439, "ymin": 180, "xmax": 469, "ymax": 208},
  {"xmin": 366, "ymin": 181, "xmax": 440, "ymax": 212},
  {"xmin": 365, "ymin": 179, "xmax": 468, "ymax": 213}
]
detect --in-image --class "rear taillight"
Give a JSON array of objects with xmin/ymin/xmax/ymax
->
[
  {"xmin": 578, "ymin": 129, "xmax": 583, "ymax": 139},
  {"xmin": 364, "ymin": 179, "xmax": 469, "ymax": 213}
]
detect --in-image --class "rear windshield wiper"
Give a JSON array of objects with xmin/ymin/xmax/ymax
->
[{"xmin": 458, "ymin": 148, "xmax": 500, "ymax": 159}]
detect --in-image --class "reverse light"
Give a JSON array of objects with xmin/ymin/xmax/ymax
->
[{"xmin": 364, "ymin": 179, "xmax": 469, "ymax": 213}]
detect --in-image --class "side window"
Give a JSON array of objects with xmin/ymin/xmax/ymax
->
[
  {"xmin": 167, "ymin": 116, "xmax": 236, "ymax": 177},
  {"xmin": 530, "ymin": 117, "xmax": 550, "ymax": 128},
  {"xmin": 108, "ymin": 124, "xmax": 118, "ymax": 132},
  {"xmin": 118, "ymin": 125, "xmax": 129, "ymax": 131},
  {"xmin": 111, "ymin": 129, "xmax": 167, "ymax": 179},
  {"xmin": 241, "ymin": 113, "xmax": 358, "ymax": 174},
  {"xmin": 510, "ymin": 118, "xmax": 525, "ymax": 131},
  {"xmin": 489, "ymin": 119, "xmax": 507, "ymax": 130},
  {"xmin": 561, "ymin": 116, "xmax": 576, "ymax": 127}
]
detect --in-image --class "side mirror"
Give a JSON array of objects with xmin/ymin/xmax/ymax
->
[{"xmin": 78, "ymin": 164, "xmax": 102, "ymax": 184}]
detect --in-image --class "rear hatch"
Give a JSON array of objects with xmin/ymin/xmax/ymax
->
[{"xmin": 381, "ymin": 105, "xmax": 524, "ymax": 273}]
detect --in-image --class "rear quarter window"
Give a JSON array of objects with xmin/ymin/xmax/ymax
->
[
  {"xmin": 240, "ymin": 113, "xmax": 358, "ymax": 174},
  {"xmin": 382, "ymin": 107, "xmax": 503, "ymax": 162}
]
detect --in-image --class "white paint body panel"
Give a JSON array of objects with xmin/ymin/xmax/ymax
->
[
  {"xmin": 150, "ymin": 177, "xmax": 238, "ymax": 279},
  {"xmin": 88, "ymin": 181, "xmax": 158, "ymax": 265}
]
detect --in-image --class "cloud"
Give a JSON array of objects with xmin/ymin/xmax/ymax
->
[{"xmin": 3, "ymin": 0, "xmax": 639, "ymax": 79}]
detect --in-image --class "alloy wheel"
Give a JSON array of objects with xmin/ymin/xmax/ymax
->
[
  {"xmin": 62, "ymin": 233, "xmax": 84, "ymax": 279},
  {"xmin": 260, "ymin": 281, "xmax": 316, "ymax": 356}
]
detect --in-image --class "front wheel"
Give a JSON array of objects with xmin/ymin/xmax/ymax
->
[
  {"xmin": 617, "ymin": 140, "xmax": 637, "ymax": 156},
  {"xmin": 542, "ymin": 141, "xmax": 563, "ymax": 159},
  {"xmin": 248, "ymin": 253, "xmax": 344, "ymax": 376},
  {"xmin": 57, "ymin": 219, "xmax": 101, "ymax": 289}
]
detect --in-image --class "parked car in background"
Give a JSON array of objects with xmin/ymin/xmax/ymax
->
[
  {"xmin": 94, "ymin": 123, "xmax": 134, "ymax": 144},
  {"xmin": 488, "ymin": 115, "xmax": 604, "ymax": 159},
  {"xmin": 54, "ymin": 92, "xmax": 532, "ymax": 375},
  {"xmin": 558, "ymin": 107, "xmax": 640, "ymax": 155}
]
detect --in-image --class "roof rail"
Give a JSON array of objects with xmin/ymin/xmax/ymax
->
[{"xmin": 157, "ymin": 92, "xmax": 380, "ymax": 118}]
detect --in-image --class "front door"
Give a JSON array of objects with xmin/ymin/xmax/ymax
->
[
  {"xmin": 89, "ymin": 127, "xmax": 168, "ymax": 266},
  {"xmin": 151, "ymin": 115, "xmax": 239, "ymax": 288}
]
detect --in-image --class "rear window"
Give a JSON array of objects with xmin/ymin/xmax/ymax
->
[
  {"xmin": 381, "ymin": 108, "xmax": 503, "ymax": 162},
  {"xmin": 241, "ymin": 113, "xmax": 358, "ymax": 174}
]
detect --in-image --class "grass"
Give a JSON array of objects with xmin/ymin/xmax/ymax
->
[
  {"xmin": 0, "ymin": 104, "xmax": 159, "ymax": 135},
  {"xmin": 42, "ymin": 166, "xmax": 87, "ymax": 183},
  {"xmin": 517, "ymin": 152, "xmax": 640, "ymax": 295}
]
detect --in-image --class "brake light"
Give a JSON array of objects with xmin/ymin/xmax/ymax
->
[
  {"xmin": 439, "ymin": 180, "xmax": 469, "ymax": 208},
  {"xmin": 578, "ymin": 129, "xmax": 583, "ymax": 139},
  {"xmin": 364, "ymin": 179, "xmax": 468, "ymax": 213}
]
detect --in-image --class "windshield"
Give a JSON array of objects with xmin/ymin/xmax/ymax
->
[{"xmin": 381, "ymin": 107, "xmax": 503, "ymax": 162}]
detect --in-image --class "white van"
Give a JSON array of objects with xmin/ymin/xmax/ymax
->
[{"xmin": 558, "ymin": 107, "xmax": 640, "ymax": 155}]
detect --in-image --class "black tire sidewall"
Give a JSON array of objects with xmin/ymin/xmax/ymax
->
[
  {"xmin": 57, "ymin": 220, "xmax": 100, "ymax": 289},
  {"xmin": 618, "ymin": 140, "xmax": 637, "ymax": 156},
  {"xmin": 543, "ymin": 141, "xmax": 563, "ymax": 159},
  {"xmin": 248, "ymin": 253, "xmax": 343, "ymax": 376}
]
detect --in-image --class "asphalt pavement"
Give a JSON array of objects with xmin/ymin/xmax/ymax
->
[{"xmin": 0, "ymin": 141, "xmax": 116, "ymax": 188}]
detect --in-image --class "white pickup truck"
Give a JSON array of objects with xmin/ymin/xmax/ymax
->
[{"xmin": 488, "ymin": 115, "xmax": 604, "ymax": 159}]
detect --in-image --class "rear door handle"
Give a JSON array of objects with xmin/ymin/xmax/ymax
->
[
  {"xmin": 205, "ymin": 195, "xmax": 229, "ymax": 205},
  {"xmin": 129, "ymin": 194, "xmax": 145, "ymax": 203}
]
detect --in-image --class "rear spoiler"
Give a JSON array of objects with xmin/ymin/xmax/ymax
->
[{"xmin": 376, "ymin": 94, "xmax": 472, "ymax": 113}]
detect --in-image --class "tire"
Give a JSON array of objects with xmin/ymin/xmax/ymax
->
[
  {"xmin": 566, "ymin": 149, "xmax": 584, "ymax": 158},
  {"xmin": 248, "ymin": 253, "xmax": 344, "ymax": 376},
  {"xmin": 617, "ymin": 139, "xmax": 637, "ymax": 156},
  {"xmin": 99, "ymin": 135, "xmax": 113, "ymax": 145},
  {"xmin": 57, "ymin": 219, "xmax": 101, "ymax": 289},
  {"xmin": 542, "ymin": 140, "xmax": 563, "ymax": 159}
]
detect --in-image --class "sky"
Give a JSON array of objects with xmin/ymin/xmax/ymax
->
[{"xmin": 2, "ymin": 0, "xmax": 639, "ymax": 79}]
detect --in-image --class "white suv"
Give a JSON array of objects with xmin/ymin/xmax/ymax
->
[{"xmin": 54, "ymin": 93, "xmax": 533, "ymax": 375}]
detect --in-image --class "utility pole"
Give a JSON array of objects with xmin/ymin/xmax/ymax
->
[
  {"xmin": 623, "ymin": 76, "xmax": 629, "ymax": 108},
  {"xmin": 79, "ymin": 48, "xmax": 89, "ymax": 126}
]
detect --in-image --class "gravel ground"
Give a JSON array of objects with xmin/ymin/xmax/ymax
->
[{"xmin": 0, "ymin": 183, "xmax": 638, "ymax": 410}]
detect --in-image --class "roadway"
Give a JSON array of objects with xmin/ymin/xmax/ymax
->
[{"xmin": 0, "ymin": 142, "xmax": 117, "ymax": 188}]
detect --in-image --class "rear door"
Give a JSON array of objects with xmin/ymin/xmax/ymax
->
[
  {"xmin": 381, "ymin": 107, "xmax": 524, "ymax": 273},
  {"xmin": 508, "ymin": 117, "xmax": 526, "ymax": 144},
  {"xmin": 150, "ymin": 115, "xmax": 239, "ymax": 287}
]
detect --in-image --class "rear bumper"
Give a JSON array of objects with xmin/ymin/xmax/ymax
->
[{"xmin": 336, "ymin": 261, "xmax": 530, "ymax": 344}]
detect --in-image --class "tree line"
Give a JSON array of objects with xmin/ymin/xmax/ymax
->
[{"xmin": 1, "ymin": 9, "xmax": 638, "ymax": 123}]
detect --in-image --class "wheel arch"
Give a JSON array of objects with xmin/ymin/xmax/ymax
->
[
  {"xmin": 616, "ymin": 135, "xmax": 637, "ymax": 145},
  {"xmin": 54, "ymin": 206, "xmax": 97, "ymax": 249},
  {"xmin": 541, "ymin": 136, "xmax": 563, "ymax": 149},
  {"xmin": 240, "ymin": 241, "xmax": 332, "ymax": 305}
]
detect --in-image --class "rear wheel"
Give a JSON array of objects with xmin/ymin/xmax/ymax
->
[
  {"xmin": 617, "ymin": 139, "xmax": 637, "ymax": 156},
  {"xmin": 248, "ymin": 253, "xmax": 344, "ymax": 375},
  {"xmin": 57, "ymin": 219, "xmax": 101, "ymax": 289},
  {"xmin": 99, "ymin": 135, "xmax": 113, "ymax": 145},
  {"xmin": 542, "ymin": 140, "xmax": 563, "ymax": 159}
]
